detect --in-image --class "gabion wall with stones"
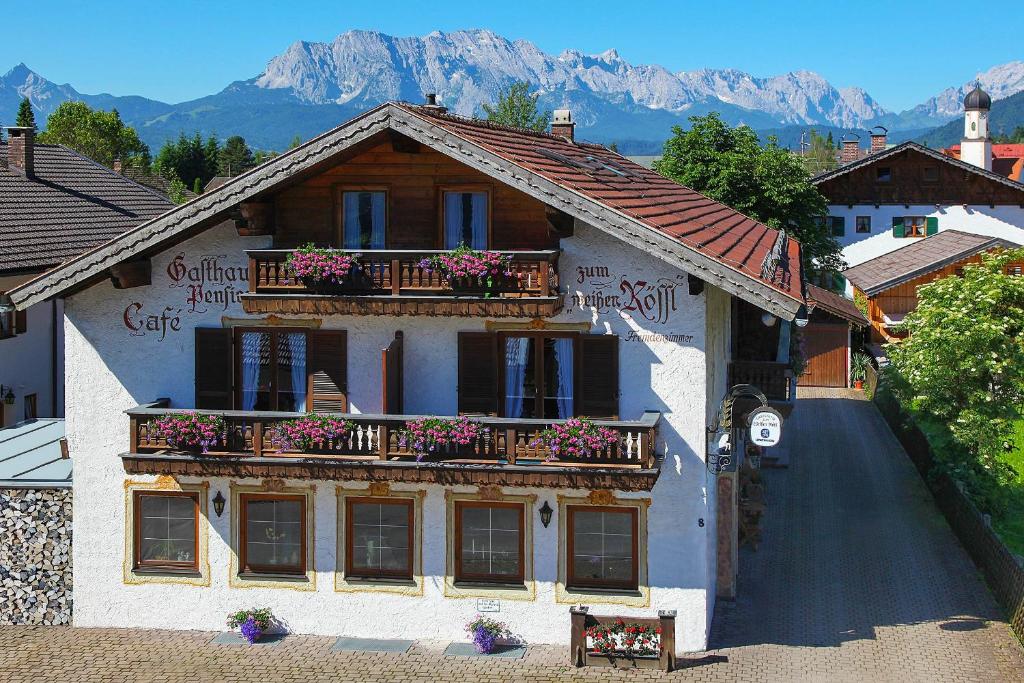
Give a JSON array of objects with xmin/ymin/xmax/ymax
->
[{"xmin": 0, "ymin": 489, "xmax": 72, "ymax": 625}]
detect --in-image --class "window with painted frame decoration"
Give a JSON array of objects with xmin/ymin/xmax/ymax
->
[
  {"xmin": 133, "ymin": 491, "xmax": 200, "ymax": 572},
  {"xmin": 340, "ymin": 188, "xmax": 387, "ymax": 249},
  {"xmin": 442, "ymin": 189, "xmax": 489, "ymax": 249},
  {"xmin": 240, "ymin": 494, "xmax": 306, "ymax": 576},
  {"xmin": 454, "ymin": 501, "xmax": 524, "ymax": 584},
  {"xmin": 345, "ymin": 497, "xmax": 414, "ymax": 581},
  {"xmin": 566, "ymin": 505, "xmax": 639, "ymax": 591}
]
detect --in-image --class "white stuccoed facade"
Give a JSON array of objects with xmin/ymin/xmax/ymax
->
[
  {"xmin": 64, "ymin": 220, "xmax": 733, "ymax": 652},
  {"xmin": 829, "ymin": 204, "xmax": 1024, "ymax": 270}
]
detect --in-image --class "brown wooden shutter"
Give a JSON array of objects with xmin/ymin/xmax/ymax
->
[
  {"xmin": 576, "ymin": 334, "xmax": 619, "ymax": 418},
  {"xmin": 308, "ymin": 330, "xmax": 348, "ymax": 413},
  {"xmin": 381, "ymin": 331, "xmax": 404, "ymax": 414},
  {"xmin": 14, "ymin": 309, "xmax": 27, "ymax": 335},
  {"xmin": 195, "ymin": 328, "xmax": 233, "ymax": 409},
  {"xmin": 457, "ymin": 332, "xmax": 498, "ymax": 415}
]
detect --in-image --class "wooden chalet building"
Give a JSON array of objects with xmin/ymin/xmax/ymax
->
[{"xmin": 8, "ymin": 102, "xmax": 805, "ymax": 653}]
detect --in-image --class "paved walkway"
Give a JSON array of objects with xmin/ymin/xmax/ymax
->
[{"xmin": 1, "ymin": 389, "xmax": 1022, "ymax": 681}]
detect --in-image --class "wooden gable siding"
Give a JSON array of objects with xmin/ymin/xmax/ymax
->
[
  {"xmin": 272, "ymin": 140, "xmax": 552, "ymax": 250},
  {"xmin": 861, "ymin": 253, "xmax": 1000, "ymax": 343},
  {"xmin": 817, "ymin": 148, "xmax": 1024, "ymax": 206}
]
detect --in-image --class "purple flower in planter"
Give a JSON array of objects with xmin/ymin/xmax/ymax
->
[
  {"xmin": 240, "ymin": 616, "xmax": 263, "ymax": 645},
  {"xmin": 472, "ymin": 625, "xmax": 497, "ymax": 654}
]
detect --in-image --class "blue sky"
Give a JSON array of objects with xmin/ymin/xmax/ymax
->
[{"xmin": 3, "ymin": 0, "xmax": 1022, "ymax": 111}]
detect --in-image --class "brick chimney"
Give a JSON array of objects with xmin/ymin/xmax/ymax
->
[
  {"xmin": 840, "ymin": 138, "xmax": 860, "ymax": 164},
  {"xmin": 113, "ymin": 158, "xmax": 123, "ymax": 174},
  {"xmin": 551, "ymin": 109, "xmax": 575, "ymax": 141},
  {"xmin": 869, "ymin": 127, "xmax": 888, "ymax": 154},
  {"xmin": 422, "ymin": 93, "xmax": 447, "ymax": 114},
  {"xmin": 6, "ymin": 126, "xmax": 34, "ymax": 176}
]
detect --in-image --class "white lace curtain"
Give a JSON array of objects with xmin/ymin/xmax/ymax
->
[{"xmin": 444, "ymin": 192, "xmax": 487, "ymax": 249}]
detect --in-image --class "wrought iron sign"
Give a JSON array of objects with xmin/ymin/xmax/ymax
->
[{"xmin": 706, "ymin": 384, "xmax": 783, "ymax": 475}]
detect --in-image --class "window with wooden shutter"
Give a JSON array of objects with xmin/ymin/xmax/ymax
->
[
  {"xmin": 925, "ymin": 216, "xmax": 938, "ymax": 236},
  {"xmin": 891, "ymin": 217, "xmax": 905, "ymax": 238},
  {"xmin": 381, "ymin": 331, "xmax": 404, "ymax": 414},
  {"xmin": 14, "ymin": 309, "xmax": 27, "ymax": 335},
  {"xmin": 458, "ymin": 332, "xmax": 498, "ymax": 415},
  {"xmin": 195, "ymin": 328, "xmax": 233, "ymax": 409},
  {"xmin": 308, "ymin": 330, "xmax": 348, "ymax": 414},
  {"xmin": 576, "ymin": 335, "xmax": 619, "ymax": 418}
]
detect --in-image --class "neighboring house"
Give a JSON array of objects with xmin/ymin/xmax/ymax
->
[
  {"xmin": 812, "ymin": 87, "xmax": 1024, "ymax": 272},
  {"xmin": 844, "ymin": 230, "xmax": 1021, "ymax": 344},
  {"xmin": 0, "ymin": 128, "xmax": 173, "ymax": 427},
  {"xmin": 115, "ymin": 161, "xmax": 197, "ymax": 201},
  {"xmin": 800, "ymin": 284, "xmax": 867, "ymax": 388},
  {"xmin": 8, "ymin": 103, "xmax": 806, "ymax": 653},
  {"xmin": 0, "ymin": 418, "xmax": 72, "ymax": 625},
  {"xmin": 943, "ymin": 143, "xmax": 1024, "ymax": 183}
]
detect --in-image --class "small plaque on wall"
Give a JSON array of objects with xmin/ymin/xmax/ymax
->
[{"xmin": 476, "ymin": 599, "xmax": 500, "ymax": 613}]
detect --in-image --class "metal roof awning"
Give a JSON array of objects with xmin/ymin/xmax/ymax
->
[{"xmin": 0, "ymin": 419, "xmax": 71, "ymax": 489}]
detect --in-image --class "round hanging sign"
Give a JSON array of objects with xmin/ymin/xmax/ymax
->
[{"xmin": 748, "ymin": 407, "xmax": 783, "ymax": 448}]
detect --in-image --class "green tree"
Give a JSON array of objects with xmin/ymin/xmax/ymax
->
[
  {"xmin": 887, "ymin": 247, "xmax": 1024, "ymax": 512},
  {"xmin": 154, "ymin": 132, "xmax": 220, "ymax": 189},
  {"xmin": 38, "ymin": 101, "xmax": 149, "ymax": 169},
  {"xmin": 288, "ymin": 135, "xmax": 302, "ymax": 150},
  {"xmin": 482, "ymin": 82, "xmax": 550, "ymax": 132},
  {"xmin": 166, "ymin": 175, "xmax": 189, "ymax": 205},
  {"xmin": 800, "ymin": 129, "xmax": 838, "ymax": 175},
  {"xmin": 218, "ymin": 135, "xmax": 255, "ymax": 176},
  {"xmin": 16, "ymin": 97, "xmax": 36, "ymax": 131},
  {"xmin": 653, "ymin": 113, "xmax": 843, "ymax": 278}
]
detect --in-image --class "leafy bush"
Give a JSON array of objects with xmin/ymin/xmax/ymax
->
[{"xmin": 886, "ymin": 248, "xmax": 1024, "ymax": 513}]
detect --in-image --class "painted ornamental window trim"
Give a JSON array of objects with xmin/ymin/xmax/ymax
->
[
  {"xmin": 454, "ymin": 500, "xmax": 526, "ymax": 585},
  {"xmin": 123, "ymin": 479, "xmax": 210, "ymax": 587},
  {"xmin": 344, "ymin": 496, "xmax": 415, "ymax": 581},
  {"xmin": 565, "ymin": 504, "xmax": 639, "ymax": 591}
]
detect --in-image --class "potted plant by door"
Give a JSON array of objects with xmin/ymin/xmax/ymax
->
[
  {"xmin": 465, "ymin": 615, "xmax": 513, "ymax": 654},
  {"xmin": 850, "ymin": 352, "xmax": 871, "ymax": 390}
]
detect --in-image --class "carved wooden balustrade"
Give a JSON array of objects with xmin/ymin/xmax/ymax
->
[
  {"xmin": 727, "ymin": 361, "xmax": 795, "ymax": 403},
  {"xmin": 247, "ymin": 249, "xmax": 560, "ymax": 297},
  {"xmin": 127, "ymin": 402, "xmax": 661, "ymax": 472}
]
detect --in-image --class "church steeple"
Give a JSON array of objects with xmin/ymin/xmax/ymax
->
[{"xmin": 961, "ymin": 83, "xmax": 992, "ymax": 171}]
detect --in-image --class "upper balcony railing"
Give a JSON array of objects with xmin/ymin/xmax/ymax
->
[
  {"xmin": 125, "ymin": 402, "xmax": 661, "ymax": 487},
  {"xmin": 246, "ymin": 249, "xmax": 560, "ymax": 298}
]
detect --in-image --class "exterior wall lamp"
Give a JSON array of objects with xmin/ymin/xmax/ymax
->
[
  {"xmin": 539, "ymin": 501, "xmax": 553, "ymax": 528},
  {"xmin": 0, "ymin": 385, "xmax": 14, "ymax": 405},
  {"xmin": 213, "ymin": 491, "xmax": 226, "ymax": 517}
]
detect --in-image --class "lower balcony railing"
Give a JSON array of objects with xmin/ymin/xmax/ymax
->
[{"xmin": 123, "ymin": 402, "xmax": 661, "ymax": 490}]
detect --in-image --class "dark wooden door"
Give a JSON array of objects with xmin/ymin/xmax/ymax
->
[
  {"xmin": 802, "ymin": 322, "xmax": 849, "ymax": 388},
  {"xmin": 381, "ymin": 331, "xmax": 403, "ymax": 414}
]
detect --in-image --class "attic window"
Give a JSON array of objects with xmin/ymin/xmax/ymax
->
[
  {"xmin": 876, "ymin": 167, "xmax": 892, "ymax": 183},
  {"xmin": 923, "ymin": 167, "xmax": 938, "ymax": 183}
]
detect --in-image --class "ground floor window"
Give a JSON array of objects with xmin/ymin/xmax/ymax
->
[
  {"xmin": 454, "ymin": 501, "xmax": 524, "ymax": 584},
  {"xmin": 566, "ymin": 505, "xmax": 639, "ymax": 591},
  {"xmin": 345, "ymin": 497, "xmax": 413, "ymax": 580},
  {"xmin": 133, "ymin": 491, "xmax": 199, "ymax": 572},
  {"xmin": 240, "ymin": 494, "xmax": 306, "ymax": 575}
]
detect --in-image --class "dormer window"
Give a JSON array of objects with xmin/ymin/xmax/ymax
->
[
  {"xmin": 876, "ymin": 167, "xmax": 892, "ymax": 183},
  {"xmin": 923, "ymin": 167, "xmax": 938, "ymax": 183},
  {"xmin": 443, "ymin": 189, "xmax": 489, "ymax": 249}
]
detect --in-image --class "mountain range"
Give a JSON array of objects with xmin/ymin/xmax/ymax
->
[{"xmin": 2, "ymin": 29, "xmax": 1023, "ymax": 153}]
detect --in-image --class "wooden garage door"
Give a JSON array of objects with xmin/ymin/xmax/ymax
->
[{"xmin": 802, "ymin": 322, "xmax": 848, "ymax": 387}]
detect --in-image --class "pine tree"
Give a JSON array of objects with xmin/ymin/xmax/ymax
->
[
  {"xmin": 481, "ymin": 82, "xmax": 550, "ymax": 132},
  {"xmin": 16, "ymin": 97, "xmax": 36, "ymax": 131}
]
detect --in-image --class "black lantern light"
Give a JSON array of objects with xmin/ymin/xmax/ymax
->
[
  {"xmin": 1, "ymin": 385, "xmax": 14, "ymax": 405},
  {"xmin": 539, "ymin": 501, "xmax": 553, "ymax": 528},
  {"xmin": 213, "ymin": 491, "xmax": 226, "ymax": 517}
]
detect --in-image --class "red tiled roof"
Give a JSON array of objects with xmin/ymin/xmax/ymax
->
[
  {"xmin": 943, "ymin": 143, "xmax": 1024, "ymax": 182},
  {"xmin": 396, "ymin": 104, "xmax": 804, "ymax": 305}
]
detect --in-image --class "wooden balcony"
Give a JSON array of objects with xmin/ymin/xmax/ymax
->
[
  {"xmin": 243, "ymin": 249, "xmax": 563, "ymax": 317},
  {"xmin": 727, "ymin": 361, "xmax": 796, "ymax": 416},
  {"xmin": 122, "ymin": 402, "xmax": 661, "ymax": 491}
]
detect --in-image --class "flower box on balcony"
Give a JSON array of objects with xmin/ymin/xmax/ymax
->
[{"xmin": 268, "ymin": 414, "xmax": 354, "ymax": 456}]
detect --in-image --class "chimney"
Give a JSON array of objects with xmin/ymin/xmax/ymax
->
[
  {"xmin": 840, "ymin": 138, "xmax": 860, "ymax": 164},
  {"xmin": 6, "ymin": 126, "xmax": 34, "ymax": 176},
  {"xmin": 869, "ymin": 127, "xmax": 888, "ymax": 154},
  {"xmin": 422, "ymin": 93, "xmax": 447, "ymax": 114},
  {"xmin": 551, "ymin": 109, "xmax": 575, "ymax": 141},
  {"xmin": 113, "ymin": 158, "xmax": 123, "ymax": 174}
]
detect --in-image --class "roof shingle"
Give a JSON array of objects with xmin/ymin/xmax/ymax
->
[{"xmin": 0, "ymin": 143, "xmax": 173, "ymax": 273}]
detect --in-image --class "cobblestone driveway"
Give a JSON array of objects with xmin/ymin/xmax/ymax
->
[{"xmin": 1, "ymin": 389, "xmax": 1022, "ymax": 682}]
